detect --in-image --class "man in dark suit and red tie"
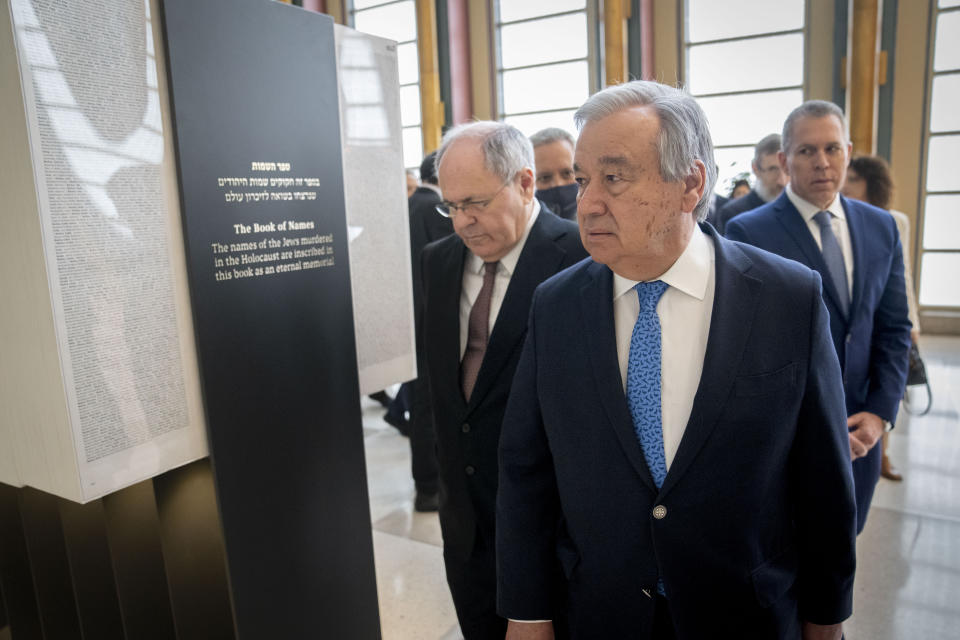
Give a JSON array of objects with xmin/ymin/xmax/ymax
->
[
  {"xmin": 726, "ymin": 100, "xmax": 912, "ymax": 535},
  {"xmin": 496, "ymin": 81, "xmax": 857, "ymax": 639},
  {"xmin": 420, "ymin": 121, "xmax": 586, "ymax": 639}
]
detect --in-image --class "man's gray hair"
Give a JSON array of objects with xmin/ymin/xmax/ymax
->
[
  {"xmin": 781, "ymin": 100, "xmax": 848, "ymax": 154},
  {"xmin": 573, "ymin": 80, "xmax": 718, "ymax": 221},
  {"xmin": 435, "ymin": 121, "xmax": 535, "ymax": 182},
  {"xmin": 754, "ymin": 133, "xmax": 782, "ymax": 163},
  {"xmin": 529, "ymin": 127, "xmax": 575, "ymax": 149}
]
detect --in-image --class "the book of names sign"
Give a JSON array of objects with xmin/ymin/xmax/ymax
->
[{"xmin": 160, "ymin": 0, "xmax": 380, "ymax": 637}]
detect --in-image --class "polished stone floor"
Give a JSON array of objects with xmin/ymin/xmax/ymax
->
[{"xmin": 363, "ymin": 335, "xmax": 960, "ymax": 640}]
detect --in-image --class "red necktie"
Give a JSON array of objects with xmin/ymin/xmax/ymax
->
[{"xmin": 461, "ymin": 261, "xmax": 498, "ymax": 401}]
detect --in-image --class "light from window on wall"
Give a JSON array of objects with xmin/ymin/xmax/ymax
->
[
  {"xmin": 919, "ymin": 253, "xmax": 960, "ymax": 306},
  {"xmin": 497, "ymin": 0, "xmax": 585, "ymax": 24},
  {"xmin": 922, "ymin": 195, "xmax": 960, "ymax": 250},
  {"xmin": 686, "ymin": 0, "xmax": 804, "ymax": 43},
  {"xmin": 934, "ymin": 10, "xmax": 960, "ymax": 72},
  {"xmin": 687, "ymin": 33, "xmax": 803, "ymax": 95},
  {"xmin": 353, "ymin": 1, "xmax": 416, "ymax": 44},
  {"xmin": 501, "ymin": 61, "xmax": 589, "ymax": 115},
  {"xmin": 402, "ymin": 126, "xmax": 423, "ymax": 170},
  {"xmin": 397, "ymin": 42, "xmax": 419, "ymax": 85},
  {"xmin": 500, "ymin": 14, "xmax": 587, "ymax": 68},
  {"xmin": 503, "ymin": 110, "xmax": 579, "ymax": 139}
]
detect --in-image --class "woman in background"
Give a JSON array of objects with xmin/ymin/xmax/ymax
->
[
  {"xmin": 842, "ymin": 155, "xmax": 921, "ymax": 482},
  {"xmin": 729, "ymin": 178, "xmax": 751, "ymax": 199}
]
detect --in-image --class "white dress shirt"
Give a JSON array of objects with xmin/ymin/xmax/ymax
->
[
  {"xmin": 785, "ymin": 184, "xmax": 854, "ymax": 297},
  {"xmin": 459, "ymin": 201, "xmax": 541, "ymax": 359},
  {"xmin": 613, "ymin": 224, "xmax": 716, "ymax": 470}
]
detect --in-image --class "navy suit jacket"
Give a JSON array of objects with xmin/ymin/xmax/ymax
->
[
  {"xmin": 716, "ymin": 189, "xmax": 765, "ymax": 235},
  {"xmin": 496, "ymin": 226, "xmax": 856, "ymax": 639},
  {"xmin": 726, "ymin": 193, "xmax": 911, "ymax": 531},
  {"xmin": 421, "ymin": 208, "xmax": 587, "ymax": 559},
  {"xmin": 409, "ymin": 187, "xmax": 452, "ymax": 319}
]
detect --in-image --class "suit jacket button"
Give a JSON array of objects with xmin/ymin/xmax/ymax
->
[
  {"xmin": 462, "ymin": 423, "xmax": 471, "ymax": 433},
  {"xmin": 652, "ymin": 505, "xmax": 667, "ymax": 520},
  {"xmin": 465, "ymin": 465, "xmax": 475, "ymax": 476}
]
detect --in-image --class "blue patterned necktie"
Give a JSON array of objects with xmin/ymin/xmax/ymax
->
[
  {"xmin": 626, "ymin": 280, "xmax": 670, "ymax": 489},
  {"xmin": 813, "ymin": 210, "xmax": 850, "ymax": 317}
]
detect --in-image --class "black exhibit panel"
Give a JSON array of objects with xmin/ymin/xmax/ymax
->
[{"xmin": 160, "ymin": 1, "xmax": 380, "ymax": 638}]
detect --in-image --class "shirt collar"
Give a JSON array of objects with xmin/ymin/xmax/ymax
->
[
  {"xmin": 465, "ymin": 199, "xmax": 541, "ymax": 276},
  {"xmin": 785, "ymin": 183, "xmax": 846, "ymax": 223},
  {"xmin": 613, "ymin": 223, "xmax": 711, "ymax": 302}
]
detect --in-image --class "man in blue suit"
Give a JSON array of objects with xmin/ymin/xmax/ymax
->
[
  {"xmin": 726, "ymin": 101, "xmax": 912, "ymax": 535},
  {"xmin": 497, "ymin": 81, "xmax": 857, "ymax": 639}
]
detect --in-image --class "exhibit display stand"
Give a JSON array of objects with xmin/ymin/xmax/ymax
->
[{"xmin": 0, "ymin": 0, "xmax": 412, "ymax": 637}]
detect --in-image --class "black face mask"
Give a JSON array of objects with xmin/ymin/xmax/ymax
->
[{"xmin": 536, "ymin": 183, "xmax": 579, "ymax": 221}]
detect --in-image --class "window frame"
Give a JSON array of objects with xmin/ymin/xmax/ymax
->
[
  {"xmin": 680, "ymin": 0, "xmax": 810, "ymax": 195},
  {"xmin": 915, "ymin": 3, "xmax": 960, "ymax": 312},
  {"xmin": 491, "ymin": 1, "xmax": 599, "ymax": 132},
  {"xmin": 347, "ymin": 0, "xmax": 423, "ymax": 169}
]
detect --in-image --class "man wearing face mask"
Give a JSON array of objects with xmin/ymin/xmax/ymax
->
[{"xmin": 530, "ymin": 127, "xmax": 579, "ymax": 221}]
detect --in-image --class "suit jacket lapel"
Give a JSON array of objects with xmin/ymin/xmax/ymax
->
[
  {"xmin": 841, "ymin": 196, "xmax": 865, "ymax": 315},
  {"xmin": 435, "ymin": 239, "xmax": 468, "ymax": 414},
  {"xmin": 773, "ymin": 194, "xmax": 848, "ymax": 320},
  {"xmin": 466, "ymin": 213, "xmax": 568, "ymax": 412},
  {"xmin": 660, "ymin": 228, "xmax": 762, "ymax": 498},
  {"xmin": 580, "ymin": 262, "xmax": 658, "ymax": 492}
]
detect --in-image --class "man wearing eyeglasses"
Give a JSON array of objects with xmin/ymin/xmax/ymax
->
[
  {"xmin": 420, "ymin": 121, "xmax": 587, "ymax": 639},
  {"xmin": 715, "ymin": 133, "xmax": 788, "ymax": 235}
]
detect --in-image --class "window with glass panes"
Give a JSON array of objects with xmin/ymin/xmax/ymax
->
[
  {"xmin": 683, "ymin": 0, "xmax": 806, "ymax": 197},
  {"xmin": 918, "ymin": 0, "xmax": 960, "ymax": 309},
  {"xmin": 494, "ymin": 0, "xmax": 593, "ymax": 139},
  {"xmin": 349, "ymin": 0, "xmax": 423, "ymax": 169}
]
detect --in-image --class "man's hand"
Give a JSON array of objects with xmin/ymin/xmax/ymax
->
[
  {"xmin": 505, "ymin": 620, "xmax": 554, "ymax": 640},
  {"xmin": 802, "ymin": 621, "xmax": 843, "ymax": 640},
  {"xmin": 848, "ymin": 411, "xmax": 885, "ymax": 460}
]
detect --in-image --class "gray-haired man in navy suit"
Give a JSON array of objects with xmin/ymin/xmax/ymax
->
[{"xmin": 497, "ymin": 81, "xmax": 857, "ymax": 640}]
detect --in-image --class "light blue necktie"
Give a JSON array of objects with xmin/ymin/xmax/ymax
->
[
  {"xmin": 814, "ymin": 210, "xmax": 850, "ymax": 317},
  {"xmin": 626, "ymin": 280, "xmax": 670, "ymax": 597},
  {"xmin": 626, "ymin": 280, "xmax": 670, "ymax": 488}
]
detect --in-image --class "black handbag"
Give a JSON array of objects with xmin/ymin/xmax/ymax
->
[{"xmin": 903, "ymin": 342, "xmax": 932, "ymax": 416}]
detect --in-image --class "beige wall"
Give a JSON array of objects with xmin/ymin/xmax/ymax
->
[
  {"xmin": 652, "ymin": 0, "xmax": 681, "ymax": 85},
  {"xmin": 806, "ymin": 0, "xmax": 836, "ymax": 101},
  {"xmin": 468, "ymin": 0, "xmax": 494, "ymax": 120},
  {"xmin": 889, "ymin": 0, "xmax": 930, "ymax": 221}
]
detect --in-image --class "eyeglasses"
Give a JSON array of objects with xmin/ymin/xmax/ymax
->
[
  {"xmin": 756, "ymin": 165, "xmax": 783, "ymax": 175},
  {"xmin": 435, "ymin": 179, "xmax": 511, "ymax": 218}
]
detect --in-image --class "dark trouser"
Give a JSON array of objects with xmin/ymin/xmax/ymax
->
[
  {"xmin": 408, "ymin": 376, "xmax": 438, "ymax": 494},
  {"xmin": 653, "ymin": 594, "xmax": 677, "ymax": 639},
  {"xmin": 443, "ymin": 529, "xmax": 506, "ymax": 640},
  {"xmin": 852, "ymin": 443, "xmax": 882, "ymax": 534}
]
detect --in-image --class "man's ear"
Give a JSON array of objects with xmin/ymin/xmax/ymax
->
[
  {"xmin": 518, "ymin": 167, "xmax": 536, "ymax": 201},
  {"xmin": 681, "ymin": 160, "xmax": 707, "ymax": 214},
  {"xmin": 778, "ymin": 150, "xmax": 790, "ymax": 177}
]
